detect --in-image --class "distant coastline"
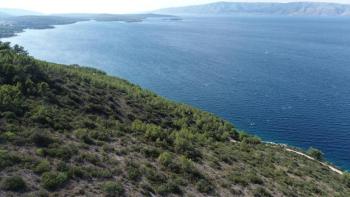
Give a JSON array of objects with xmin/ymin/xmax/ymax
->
[
  {"xmin": 156, "ymin": 2, "xmax": 350, "ymax": 16},
  {"xmin": 0, "ymin": 14, "xmax": 177, "ymax": 39}
]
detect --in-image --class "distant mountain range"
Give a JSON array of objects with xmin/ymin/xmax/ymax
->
[
  {"xmin": 0, "ymin": 8, "xmax": 41, "ymax": 17},
  {"xmin": 155, "ymin": 2, "xmax": 350, "ymax": 16}
]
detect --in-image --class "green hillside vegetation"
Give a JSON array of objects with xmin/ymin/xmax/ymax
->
[{"xmin": 0, "ymin": 42, "xmax": 349, "ymax": 196}]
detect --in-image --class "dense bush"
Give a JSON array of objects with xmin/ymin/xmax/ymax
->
[
  {"xmin": 41, "ymin": 171, "xmax": 68, "ymax": 190},
  {"xmin": 174, "ymin": 129, "xmax": 194, "ymax": 153},
  {"xmin": 34, "ymin": 160, "xmax": 51, "ymax": 174},
  {"xmin": 343, "ymin": 172, "xmax": 350, "ymax": 188},
  {"xmin": 30, "ymin": 131, "xmax": 54, "ymax": 147},
  {"xmin": 253, "ymin": 187, "xmax": 273, "ymax": 197},
  {"xmin": 1, "ymin": 176, "xmax": 26, "ymax": 191},
  {"xmin": 144, "ymin": 124, "xmax": 164, "ymax": 141},
  {"xmin": 307, "ymin": 147, "xmax": 324, "ymax": 161},
  {"xmin": 239, "ymin": 131, "xmax": 250, "ymax": 141},
  {"xmin": 126, "ymin": 162, "xmax": 142, "ymax": 181},
  {"xmin": 228, "ymin": 172, "xmax": 249, "ymax": 187},
  {"xmin": 90, "ymin": 129, "xmax": 113, "ymax": 141},
  {"xmin": 242, "ymin": 136, "xmax": 261, "ymax": 145},
  {"xmin": 144, "ymin": 165, "xmax": 166, "ymax": 184},
  {"xmin": 177, "ymin": 155, "xmax": 200, "ymax": 178},
  {"xmin": 74, "ymin": 128, "xmax": 94, "ymax": 144},
  {"xmin": 196, "ymin": 179, "xmax": 213, "ymax": 194},
  {"xmin": 247, "ymin": 173, "xmax": 264, "ymax": 185},
  {"xmin": 30, "ymin": 105, "xmax": 55, "ymax": 126},
  {"xmin": 102, "ymin": 181, "xmax": 125, "ymax": 197},
  {"xmin": 0, "ymin": 149, "xmax": 21, "ymax": 169},
  {"xmin": 0, "ymin": 84, "xmax": 23, "ymax": 112},
  {"xmin": 156, "ymin": 179, "xmax": 182, "ymax": 195},
  {"xmin": 141, "ymin": 146, "xmax": 160, "ymax": 158},
  {"xmin": 79, "ymin": 152, "xmax": 100, "ymax": 165},
  {"xmin": 67, "ymin": 165, "xmax": 86, "ymax": 179},
  {"xmin": 45, "ymin": 144, "xmax": 76, "ymax": 160},
  {"xmin": 1, "ymin": 131, "xmax": 16, "ymax": 141},
  {"xmin": 158, "ymin": 152, "xmax": 174, "ymax": 167}
]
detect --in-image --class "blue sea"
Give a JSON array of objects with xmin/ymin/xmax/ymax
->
[{"xmin": 3, "ymin": 16, "xmax": 350, "ymax": 170}]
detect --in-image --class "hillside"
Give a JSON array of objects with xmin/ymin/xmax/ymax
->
[
  {"xmin": 0, "ymin": 8, "xmax": 41, "ymax": 16},
  {"xmin": 0, "ymin": 42, "xmax": 349, "ymax": 196},
  {"xmin": 156, "ymin": 2, "xmax": 350, "ymax": 16}
]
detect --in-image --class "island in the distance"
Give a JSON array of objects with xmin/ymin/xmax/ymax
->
[
  {"xmin": 0, "ymin": 13, "xmax": 177, "ymax": 38},
  {"xmin": 0, "ymin": 42, "xmax": 349, "ymax": 196}
]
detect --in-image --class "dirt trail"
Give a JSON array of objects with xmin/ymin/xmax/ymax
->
[
  {"xmin": 232, "ymin": 140, "xmax": 344, "ymax": 175},
  {"xmin": 285, "ymin": 148, "xmax": 343, "ymax": 175}
]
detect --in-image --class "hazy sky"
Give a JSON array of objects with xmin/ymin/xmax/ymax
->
[{"xmin": 0, "ymin": 0, "xmax": 349, "ymax": 14}]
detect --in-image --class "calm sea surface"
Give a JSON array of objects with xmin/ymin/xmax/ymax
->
[{"xmin": 3, "ymin": 16, "xmax": 350, "ymax": 170}]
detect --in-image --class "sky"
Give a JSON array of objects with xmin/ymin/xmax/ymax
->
[{"xmin": 0, "ymin": 0, "xmax": 349, "ymax": 14}]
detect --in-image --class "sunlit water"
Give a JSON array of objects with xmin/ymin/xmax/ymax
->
[{"xmin": 3, "ymin": 16, "xmax": 350, "ymax": 170}]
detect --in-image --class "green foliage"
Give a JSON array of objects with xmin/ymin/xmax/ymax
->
[
  {"xmin": 102, "ymin": 181, "xmax": 125, "ymax": 197},
  {"xmin": 30, "ymin": 105, "xmax": 51, "ymax": 125},
  {"xmin": 0, "ymin": 84, "xmax": 23, "ymax": 112},
  {"xmin": 88, "ymin": 167, "xmax": 113, "ymax": 178},
  {"xmin": 307, "ymin": 147, "xmax": 324, "ymax": 161},
  {"xmin": 35, "ymin": 148, "xmax": 45, "ymax": 156},
  {"xmin": 242, "ymin": 136, "xmax": 261, "ymax": 145},
  {"xmin": 239, "ymin": 131, "xmax": 250, "ymax": 141},
  {"xmin": 239, "ymin": 131, "xmax": 261, "ymax": 145},
  {"xmin": 227, "ymin": 169, "xmax": 264, "ymax": 187},
  {"xmin": 126, "ymin": 162, "xmax": 142, "ymax": 181},
  {"xmin": 102, "ymin": 144, "xmax": 114, "ymax": 152},
  {"xmin": 156, "ymin": 179, "xmax": 182, "ymax": 195},
  {"xmin": 41, "ymin": 171, "xmax": 68, "ymax": 190},
  {"xmin": 37, "ymin": 82, "xmax": 49, "ymax": 95},
  {"xmin": 196, "ymin": 179, "xmax": 213, "ymax": 194},
  {"xmin": 141, "ymin": 146, "xmax": 160, "ymax": 158},
  {"xmin": 143, "ymin": 165, "xmax": 166, "ymax": 184},
  {"xmin": 253, "ymin": 187, "xmax": 273, "ymax": 197},
  {"xmin": 67, "ymin": 165, "xmax": 85, "ymax": 179},
  {"xmin": 74, "ymin": 128, "xmax": 94, "ymax": 144},
  {"xmin": 214, "ymin": 145, "xmax": 237, "ymax": 164},
  {"xmin": 1, "ymin": 176, "xmax": 26, "ymax": 191},
  {"xmin": 158, "ymin": 152, "xmax": 174, "ymax": 167},
  {"xmin": 343, "ymin": 172, "xmax": 350, "ymax": 188},
  {"xmin": 1, "ymin": 131, "xmax": 18, "ymax": 144},
  {"xmin": 228, "ymin": 172, "xmax": 249, "ymax": 187},
  {"xmin": 79, "ymin": 152, "xmax": 100, "ymax": 165},
  {"xmin": 45, "ymin": 144, "xmax": 76, "ymax": 160},
  {"xmin": 13, "ymin": 45, "xmax": 28, "ymax": 55},
  {"xmin": 173, "ymin": 129, "xmax": 201, "ymax": 160},
  {"xmin": 34, "ymin": 160, "xmax": 51, "ymax": 174},
  {"xmin": 0, "ymin": 149, "xmax": 21, "ymax": 169},
  {"xmin": 178, "ymin": 155, "xmax": 200, "ymax": 178},
  {"xmin": 174, "ymin": 129, "xmax": 194, "ymax": 153},
  {"xmin": 30, "ymin": 131, "xmax": 54, "ymax": 147},
  {"xmin": 90, "ymin": 129, "xmax": 113, "ymax": 141},
  {"xmin": 144, "ymin": 124, "xmax": 164, "ymax": 141},
  {"xmin": 56, "ymin": 161, "xmax": 69, "ymax": 172}
]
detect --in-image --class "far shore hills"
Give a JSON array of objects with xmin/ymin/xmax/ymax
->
[
  {"xmin": 1, "ymin": 2, "xmax": 350, "ymax": 38},
  {"xmin": 155, "ymin": 1, "xmax": 350, "ymax": 16}
]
